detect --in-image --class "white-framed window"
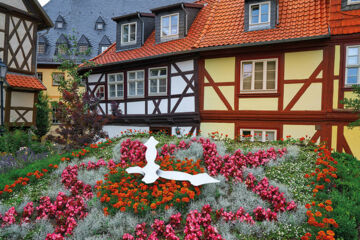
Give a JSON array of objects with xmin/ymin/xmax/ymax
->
[
  {"xmin": 149, "ymin": 67, "xmax": 167, "ymax": 95},
  {"xmin": 108, "ymin": 73, "xmax": 124, "ymax": 99},
  {"xmin": 95, "ymin": 86, "xmax": 105, "ymax": 100},
  {"xmin": 52, "ymin": 105, "xmax": 60, "ymax": 125},
  {"xmin": 121, "ymin": 22, "xmax": 137, "ymax": 45},
  {"xmin": 348, "ymin": 0, "xmax": 360, "ymax": 5},
  {"xmin": 240, "ymin": 129, "xmax": 277, "ymax": 142},
  {"xmin": 345, "ymin": 46, "xmax": 360, "ymax": 85},
  {"xmin": 128, "ymin": 70, "xmax": 144, "ymax": 97},
  {"xmin": 37, "ymin": 72, "xmax": 43, "ymax": 82},
  {"xmin": 161, "ymin": 13, "xmax": 179, "ymax": 38},
  {"xmin": 241, "ymin": 59, "xmax": 277, "ymax": 92},
  {"xmin": 249, "ymin": 2, "xmax": 270, "ymax": 26}
]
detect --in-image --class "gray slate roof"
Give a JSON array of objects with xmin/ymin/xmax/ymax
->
[{"xmin": 37, "ymin": 0, "xmax": 193, "ymax": 65}]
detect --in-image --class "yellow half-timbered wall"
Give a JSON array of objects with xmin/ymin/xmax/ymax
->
[{"xmin": 200, "ymin": 43, "xmax": 360, "ymax": 160}]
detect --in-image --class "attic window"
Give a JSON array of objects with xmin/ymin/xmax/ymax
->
[
  {"xmin": 161, "ymin": 13, "xmax": 179, "ymax": 38},
  {"xmin": 99, "ymin": 35, "xmax": 111, "ymax": 53},
  {"xmin": 55, "ymin": 34, "xmax": 69, "ymax": 55},
  {"xmin": 55, "ymin": 15, "xmax": 66, "ymax": 29},
  {"xmin": 78, "ymin": 35, "xmax": 91, "ymax": 55},
  {"xmin": 38, "ymin": 43, "xmax": 46, "ymax": 54},
  {"xmin": 250, "ymin": 2, "xmax": 270, "ymax": 26},
  {"xmin": 121, "ymin": 22, "xmax": 137, "ymax": 45},
  {"xmin": 96, "ymin": 16, "xmax": 105, "ymax": 30}
]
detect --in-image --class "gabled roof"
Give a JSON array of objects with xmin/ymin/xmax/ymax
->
[
  {"xmin": 87, "ymin": 0, "xmax": 330, "ymax": 68},
  {"xmin": 78, "ymin": 35, "xmax": 91, "ymax": 46},
  {"xmin": 96, "ymin": 16, "xmax": 105, "ymax": 24},
  {"xmin": 99, "ymin": 35, "xmax": 111, "ymax": 45},
  {"xmin": 6, "ymin": 74, "xmax": 46, "ymax": 90},
  {"xmin": 55, "ymin": 15, "xmax": 65, "ymax": 23},
  {"xmin": 56, "ymin": 34, "xmax": 69, "ymax": 45}
]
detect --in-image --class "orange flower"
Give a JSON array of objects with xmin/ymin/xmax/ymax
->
[
  {"xmin": 325, "ymin": 206, "xmax": 333, "ymax": 212},
  {"xmin": 315, "ymin": 211, "xmax": 322, "ymax": 217},
  {"xmin": 326, "ymin": 230, "xmax": 335, "ymax": 236},
  {"xmin": 325, "ymin": 200, "xmax": 332, "ymax": 205},
  {"xmin": 150, "ymin": 203, "xmax": 157, "ymax": 209}
]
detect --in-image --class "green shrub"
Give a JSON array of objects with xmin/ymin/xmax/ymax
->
[{"xmin": 34, "ymin": 92, "xmax": 51, "ymax": 139}]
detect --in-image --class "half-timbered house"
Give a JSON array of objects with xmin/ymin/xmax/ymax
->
[
  {"xmin": 0, "ymin": 0, "xmax": 52, "ymax": 127},
  {"xmin": 82, "ymin": 0, "xmax": 360, "ymax": 159}
]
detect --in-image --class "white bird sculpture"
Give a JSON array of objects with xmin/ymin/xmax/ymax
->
[{"xmin": 125, "ymin": 137, "xmax": 220, "ymax": 186}]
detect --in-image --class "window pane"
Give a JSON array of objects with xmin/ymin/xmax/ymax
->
[
  {"xmin": 267, "ymin": 61, "xmax": 276, "ymax": 71},
  {"xmin": 261, "ymin": 3, "xmax": 269, "ymax": 22},
  {"xmin": 109, "ymin": 75, "xmax": 115, "ymax": 82},
  {"xmin": 266, "ymin": 131, "xmax": 275, "ymax": 141},
  {"xmin": 130, "ymin": 24, "xmax": 136, "ymax": 41},
  {"xmin": 347, "ymin": 68, "xmax": 359, "ymax": 84},
  {"xmin": 254, "ymin": 131, "xmax": 262, "ymax": 141},
  {"xmin": 137, "ymin": 81, "xmax": 144, "ymax": 95},
  {"xmin": 137, "ymin": 71, "xmax": 144, "ymax": 79},
  {"xmin": 160, "ymin": 69, "xmax": 167, "ymax": 76},
  {"xmin": 242, "ymin": 63, "xmax": 252, "ymax": 90},
  {"xmin": 267, "ymin": 71, "xmax": 276, "ymax": 90},
  {"xmin": 117, "ymin": 74, "xmax": 123, "ymax": 82},
  {"xmin": 171, "ymin": 15, "xmax": 178, "ymax": 35},
  {"xmin": 122, "ymin": 25, "xmax": 129, "ymax": 42},
  {"xmin": 251, "ymin": 5, "xmax": 259, "ymax": 24},
  {"xmin": 254, "ymin": 62, "xmax": 263, "ymax": 90},
  {"xmin": 129, "ymin": 72, "xmax": 136, "ymax": 80},
  {"xmin": 150, "ymin": 79, "xmax": 157, "ymax": 93},
  {"xmin": 348, "ymin": 47, "xmax": 359, "ymax": 56},
  {"xmin": 117, "ymin": 84, "xmax": 123, "ymax": 97},
  {"xmin": 162, "ymin": 17, "xmax": 170, "ymax": 36},
  {"xmin": 242, "ymin": 130, "xmax": 251, "ymax": 136},
  {"xmin": 150, "ymin": 70, "xmax": 158, "ymax": 77},
  {"xmin": 348, "ymin": 56, "xmax": 358, "ymax": 65},
  {"xmin": 109, "ymin": 85, "xmax": 115, "ymax": 97},
  {"xmin": 129, "ymin": 82, "xmax": 136, "ymax": 96}
]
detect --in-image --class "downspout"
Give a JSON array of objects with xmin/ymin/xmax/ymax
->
[
  {"xmin": 138, "ymin": 12, "xmax": 145, "ymax": 45},
  {"xmin": 181, "ymin": 3, "xmax": 189, "ymax": 36},
  {"xmin": 276, "ymin": 0, "xmax": 279, "ymax": 25}
]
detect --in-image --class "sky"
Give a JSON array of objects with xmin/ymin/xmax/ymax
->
[{"xmin": 39, "ymin": 0, "xmax": 50, "ymax": 6}]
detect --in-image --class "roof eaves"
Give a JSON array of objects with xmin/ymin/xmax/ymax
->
[
  {"xmin": 112, "ymin": 12, "xmax": 154, "ymax": 22},
  {"xmin": 151, "ymin": 2, "xmax": 204, "ymax": 13},
  {"xmin": 82, "ymin": 34, "xmax": 331, "ymax": 72}
]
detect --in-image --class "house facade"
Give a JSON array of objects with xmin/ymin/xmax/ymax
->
[
  {"xmin": 82, "ymin": 0, "xmax": 360, "ymax": 159},
  {"xmin": 36, "ymin": 0, "xmax": 193, "ymax": 107},
  {"xmin": 0, "ymin": 0, "xmax": 52, "ymax": 127}
]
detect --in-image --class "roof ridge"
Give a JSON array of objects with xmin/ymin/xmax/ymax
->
[{"xmin": 193, "ymin": 0, "xmax": 220, "ymax": 49}]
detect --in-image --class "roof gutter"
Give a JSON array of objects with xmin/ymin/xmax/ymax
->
[{"xmin": 80, "ymin": 34, "xmax": 331, "ymax": 72}]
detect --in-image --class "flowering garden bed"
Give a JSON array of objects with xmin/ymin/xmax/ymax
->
[{"xmin": 0, "ymin": 132, "xmax": 358, "ymax": 239}]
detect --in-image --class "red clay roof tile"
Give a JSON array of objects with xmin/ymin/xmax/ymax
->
[
  {"xmin": 6, "ymin": 74, "xmax": 46, "ymax": 90},
  {"xmin": 89, "ymin": 0, "xmax": 330, "ymax": 66}
]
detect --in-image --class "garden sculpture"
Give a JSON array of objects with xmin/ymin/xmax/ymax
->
[{"xmin": 126, "ymin": 137, "xmax": 220, "ymax": 186}]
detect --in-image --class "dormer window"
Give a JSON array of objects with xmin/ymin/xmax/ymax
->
[
  {"xmin": 55, "ymin": 34, "xmax": 69, "ymax": 55},
  {"xmin": 161, "ymin": 13, "xmax": 179, "ymax": 38},
  {"xmin": 95, "ymin": 16, "xmax": 105, "ymax": 30},
  {"xmin": 250, "ymin": 2, "xmax": 270, "ymax": 26},
  {"xmin": 37, "ymin": 35, "xmax": 48, "ymax": 55},
  {"xmin": 55, "ymin": 15, "xmax": 66, "ymax": 29},
  {"xmin": 77, "ymin": 35, "xmax": 91, "ymax": 55},
  {"xmin": 99, "ymin": 35, "xmax": 111, "ymax": 53},
  {"xmin": 121, "ymin": 22, "xmax": 137, "ymax": 45}
]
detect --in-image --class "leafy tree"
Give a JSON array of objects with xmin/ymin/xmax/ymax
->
[
  {"xmin": 34, "ymin": 92, "xmax": 51, "ymax": 139},
  {"xmin": 47, "ymin": 33, "xmax": 108, "ymax": 150},
  {"xmin": 342, "ymin": 85, "xmax": 360, "ymax": 127}
]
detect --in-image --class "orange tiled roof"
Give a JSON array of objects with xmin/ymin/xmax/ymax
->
[
  {"xmin": 329, "ymin": 0, "xmax": 360, "ymax": 35},
  {"xmin": 90, "ymin": 0, "xmax": 330, "ymax": 66},
  {"xmin": 6, "ymin": 74, "xmax": 46, "ymax": 90}
]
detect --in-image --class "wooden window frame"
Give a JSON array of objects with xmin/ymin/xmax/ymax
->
[
  {"xmin": 249, "ymin": 1, "xmax": 271, "ymax": 26},
  {"xmin": 240, "ymin": 58, "xmax": 278, "ymax": 93},
  {"xmin": 160, "ymin": 13, "xmax": 180, "ymax": 38},
  {"xmin": 37, "ymin": 43, "xmax": 46, "ymax": 55},
  {"xmin": 345, "ymin": 45, "xmax": 360, "ymax": 86},
  {"xmin": 121, "ymin": 22, "xmax": 137, "ymax": 46},
  {"xmin": 127, "ymin": 70, "xmax": 145, "ymax": 98},
  {"xmin": 78, "ymin": 45, "xmax": 89, "ymax": 54},
  {"xmin": 52, "ymin": 72, "xmax": 64, "ymax": 86},
  {"xmin": 148, "ymin": 67, "xmax": 168, "ymax": 96},
  {"xmin": 108, "ymin": 73, "xmax": 124, "ymax": 100},
  {"xmin": 240, "ymin": 129, "xmax": 277, "ymax": 142}
]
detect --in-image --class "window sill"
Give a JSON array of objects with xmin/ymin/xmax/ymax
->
[
  {"xmin": 127, "ymin": 95, "xmax": 144, "ymax": 99},
  {"xmin": 108, "ymin": 97, "xmax": 124, "ymax": 100},
  {"xmin": 148, "ymin": 93, "xmax": 167, "ymax": 97},
  {"xmin": 238, "ymin": 92, "xmax": 280, "ymax": 98}
]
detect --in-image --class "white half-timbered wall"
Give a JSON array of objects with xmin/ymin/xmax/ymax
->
[
  {"xmin": 0, "ymin": 12, "xmax": 5, "ymax": 61},
  {"xmin": 9, "ymin": 91, "xmax": 35, "ymax": 124},
  {"xmin": 87, "ymin": 59, "xmax": 197, "ymax": 116}
]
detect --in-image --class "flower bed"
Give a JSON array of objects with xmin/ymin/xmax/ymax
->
[{"xmin": 0, "ymin": 135, "xmax": 339, "ymax": 240}]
